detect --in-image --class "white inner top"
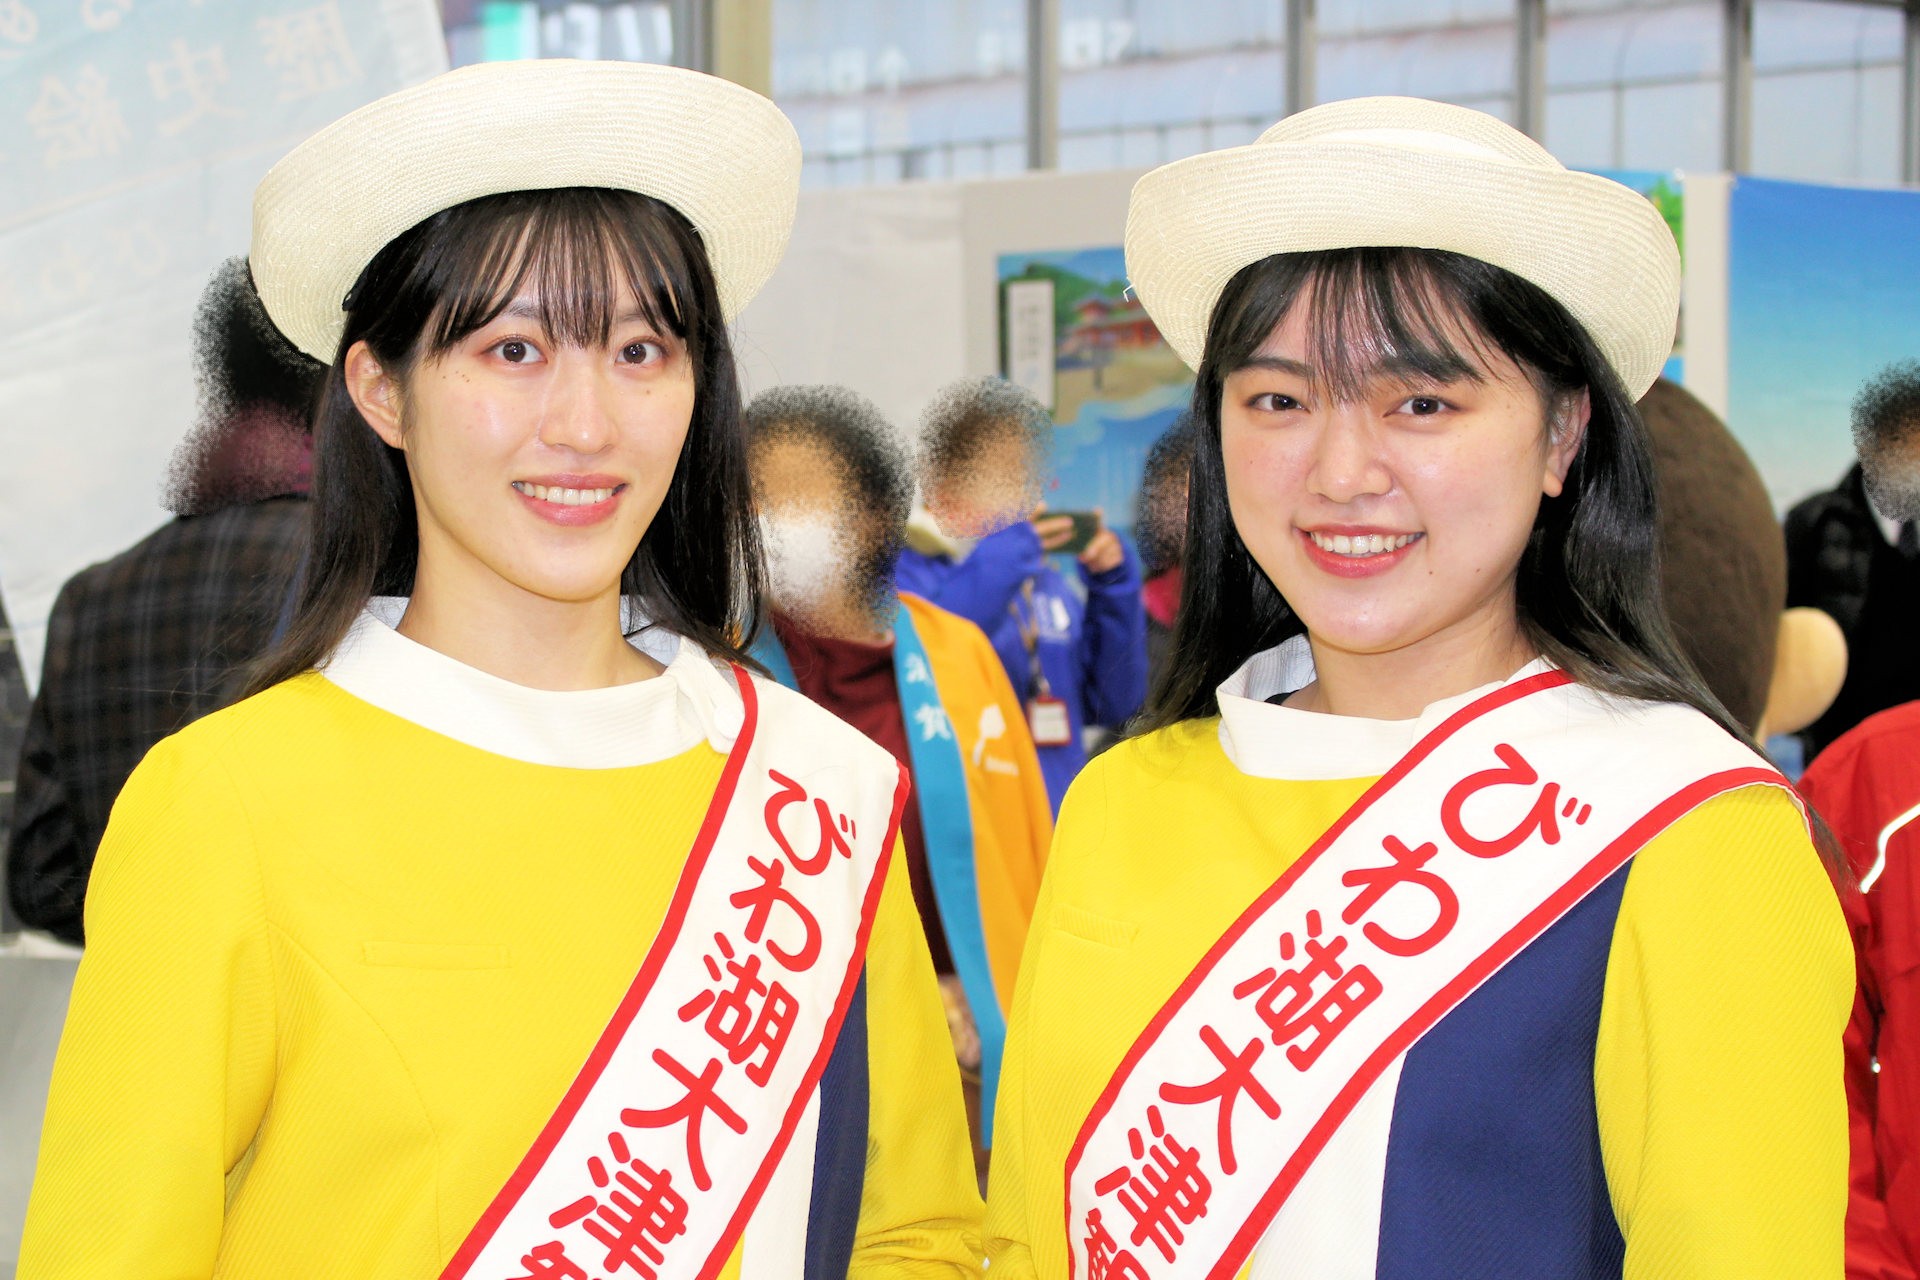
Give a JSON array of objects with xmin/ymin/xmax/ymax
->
[
  {"xmin": 317, "ymin": 597, "xmax": 746, "ymax": 768},
  {"xmin": 1215, "ymin": 634, "xmax": 1554, "ymax": 781}
]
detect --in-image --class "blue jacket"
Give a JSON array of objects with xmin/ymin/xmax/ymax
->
[{"xmin": 894, "ymin": 523, "xmax": 1148, "ymax": 813}]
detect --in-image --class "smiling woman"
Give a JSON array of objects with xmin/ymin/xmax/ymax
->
[
  {"xmin": 1146, "ymin": 244, "xmax": 1711, "ymax": 731},
  {"xmin": 19, "ymin": 59, "xmax": 984, "ymax": 1280},
  {"xmin": 247, "ymin": 185, "xmax": 743, "ymax": 694},
  {"xmin": 985, "ymin": 98, "xmax": 1854, "ymax": 1280}
]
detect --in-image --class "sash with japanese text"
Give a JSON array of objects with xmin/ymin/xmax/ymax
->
[
  {"xmin": 442, "ymin": 667, "xmax": 908, "ymax": 1280},
  {"xmin": 1065, "ymin": 671, "xmax": 1795, "ymax": 1279}
]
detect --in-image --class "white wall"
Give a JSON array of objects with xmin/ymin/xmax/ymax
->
[{"xmin": 734, "ymin": 165, "xmax": 1148, "ymax": 437}]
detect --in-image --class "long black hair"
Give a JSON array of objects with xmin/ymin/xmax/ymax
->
[
  {"xmin": 244, "ymin": 186, "xmax": 763, "ymax": 696},
  {"xmin": 1139, "ymin": 247, "xmax": 1747, "ymax": 749}
]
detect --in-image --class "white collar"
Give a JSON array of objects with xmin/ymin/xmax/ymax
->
[
  {"xmin": 1215, "ymin": 634, "xmax": 1555, "ymax": 780},
  {"xmin": 1876, "ymin": 508, "xmax": 1904, "ymax": 548},
  {"xmin": 318, "ymin": 598, "xmax": 745, "ymax": 768}
]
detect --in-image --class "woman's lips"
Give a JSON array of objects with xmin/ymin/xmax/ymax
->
[
  {"xmin": 1297, "ymin": 527, "xmax": 1423, "ymax": 579},
  {"xmin": 511, "ymin": 479, "xmax": 626, "ymax": 527}
]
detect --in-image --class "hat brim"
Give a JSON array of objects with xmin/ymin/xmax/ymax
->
[
  {"xmin": 1124, "ymin": 139, "xmax": 1680, "ymax": 398},
  {"xmin": 251, "ymin": 60, "xmax": 801, "ymax": 363}
]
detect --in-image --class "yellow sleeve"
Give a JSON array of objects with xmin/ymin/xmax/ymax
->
[
  {"xmin": 983, "ymin": 756, "xmax": 1105, "ymax": 1278},
  {"xmin": 979, "ymin": 867, "xmax": 1057, "ymax": 1280},
  {"xmin": 852, "ymin": 834, "xmax": 986, "ymax": 1277},
  {"xmin": 18, "ymin": 731, "xmax": 276, "ymax": 1279},
  {"xmin": 1596, "ymin": 784, "xmax": 1853, "ymax": 1278}
]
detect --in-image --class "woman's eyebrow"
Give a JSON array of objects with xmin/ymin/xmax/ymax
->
[{"xmin": 1236, "ymin": 354, "xmax": 1315, "ymax": 377}]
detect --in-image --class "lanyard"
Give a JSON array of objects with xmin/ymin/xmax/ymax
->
[{"xmin": 1008, "ymin": 578, "xmax": 1053, "ymax": 700}]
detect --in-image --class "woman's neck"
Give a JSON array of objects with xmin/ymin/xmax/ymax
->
[
  {"xmin": 1288, "ymin": 607, "xmax": 1538, "ymax": 721},
  {"xmin": 397, "ymin": 558, "xmax": 661, "ymax": 692}
]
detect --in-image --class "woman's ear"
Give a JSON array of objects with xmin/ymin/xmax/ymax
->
[
  {"xmin": 1542, "ymin": 387, "xmax": 1592, "ymax": 499},
  {"xmin": 343, "ymin": 340, "xmax": 405, "ymax": 449}
]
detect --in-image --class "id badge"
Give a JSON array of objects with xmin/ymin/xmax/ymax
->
[{"xmin": 1028, "ymin": 695, "xmax": 1073, "ymax": 747}]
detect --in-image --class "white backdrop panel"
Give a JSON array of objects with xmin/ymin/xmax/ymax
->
[
  {"xmin": 734, "ymin": 167, "xmax": 1148, "ymax": 441},
  {"xmin": 735, "ymin": 180, "xmax": 970, "ymax": 435},
  {"xmin": 0, "ymin": 0, "xmax": 446, "ymax": 690}
]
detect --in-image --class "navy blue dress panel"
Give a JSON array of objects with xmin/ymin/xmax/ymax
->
[
  {"xmin": 1373, "ymin": 862, "xmax": 1632, "ymax": 1280},
  {"xmin": 803, "ymin": 970, "xmax": 869, "ymax": 1280}
]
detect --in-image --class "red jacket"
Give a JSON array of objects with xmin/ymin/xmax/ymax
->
[{"xmin": 1801, "ymin": 701, "xmax": 1920, "ymax": 1279}]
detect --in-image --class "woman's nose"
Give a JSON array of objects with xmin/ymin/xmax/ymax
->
[
  {"xmin": 1306, "ymin": 410, "xmax": 1392, "ymax": 503},
  {"xmin": 535, "ymin": 363, "xmax": 618, "ymax": 455}
]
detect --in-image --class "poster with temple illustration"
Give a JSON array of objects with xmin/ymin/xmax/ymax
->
[{"xmin": 997, "ymin": 246, "xmax": 1194, "ymax": 542}]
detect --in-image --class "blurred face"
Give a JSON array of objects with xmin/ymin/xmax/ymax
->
[
  {"xmin": 1219, "ymin": 296, "xmax": 1584, "ymax": 672},
  {"xmin": 924, "ymin": 427, "xmax": 1043, "ymax": 539},
  {"xmin": 752, "ymin": 433, "xmax": 886, "ymax": 627},
  {"xmin": 348, "ymin": 285, "xmax": 695, "ymax": 608},
  {"xmin": 1862, "ymin": 430, "xmax": 1920, "ymax": 524}
]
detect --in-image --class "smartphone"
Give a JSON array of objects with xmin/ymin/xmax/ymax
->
[{"xmin": 1049, "ymin": 510, "xmax": 1102, "ymax": 556}]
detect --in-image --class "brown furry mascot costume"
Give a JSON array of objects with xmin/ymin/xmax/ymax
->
[{"xmin": 1638, "ymin": 377, "xmax": 1787, "ymax": 735}]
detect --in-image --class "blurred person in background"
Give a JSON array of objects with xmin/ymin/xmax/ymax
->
[
  {"xmin": 1797, "ymin": 366, "xmax": 1920, "ymax": 1278},
  {"xmin": 1134, "ymin": 412, "xmax": 1198, "ymax": 693},
  {"xmin": 6, "ymin": 257, "xmax": 320, "ymax": 945},
  {"xmin": 745, "ymin": 383, "xmax": 1053, "ymax": 1183},
  {"xmin": 895, "ymin": 376, "xmax": 1147, "ymax": 814},
  {"xmin": 1786, "ymin": 361, "xmax": 1920, "ymax": 759}
]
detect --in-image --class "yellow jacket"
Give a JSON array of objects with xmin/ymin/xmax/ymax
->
[
  {"xmin": 20, "ymin": 617, "xmax": 984, "ymax": 1278},
  {"xmin": 987, "ymin": 686, "xmax": 1852, "ymax": 1277}
]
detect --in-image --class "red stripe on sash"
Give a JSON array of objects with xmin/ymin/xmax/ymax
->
[
  {"xmin": 442, "ymin": 668, "xmax": 911, "ymax": 1279},
  {"xmin": 1205, "ymin": 764, "xmax": 1782, "ymax": 1276},
  {"xmin": 699, "ymin": 693, "xmax": 911, "ymax": 1280},
  {"xmin": 1060, "ymin": 665, "xmax": 1781, "ymax": 1278}
]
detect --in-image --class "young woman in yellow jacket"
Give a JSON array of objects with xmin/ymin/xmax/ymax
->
[
  {"xmin": 985, "ymin": 97, "xmax": 1852, "ymax": 1278},
  {"xmin": 20, "ymin": 60, "xmax": 982, "ymax": 1280}
]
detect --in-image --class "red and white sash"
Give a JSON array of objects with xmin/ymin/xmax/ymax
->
[
  {"xmin": 442, "ymin": 667, "xmax": 908, "ymax": 1280},
  {"xmin": 1064, "ymin": 671, "xmax": 1795, "ymax": 1279}
]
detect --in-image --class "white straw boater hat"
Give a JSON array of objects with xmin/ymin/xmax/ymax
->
[
  {"xmin": 251, "ymin": 59, "xmax": 801, "ymax": 363},
  {"xmin": 1124, "ymin": 96, "xmax": 1680, "ymax": 397}
]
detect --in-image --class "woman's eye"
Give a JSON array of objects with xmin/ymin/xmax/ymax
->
[
  {"xmin": 620, "ymin": 340, "xmax": 664, "ymax": 365},
  {"xmin": 1250, "ymin": 392, "xmax": 1301, "ymax": 412},
  {"xmin": 1401, "ymin": 395, "xmax": 1448, "ymax": 416},
  {"xmin": 493, "ymin": 338, "xmax": 542, "ymax": 364}
]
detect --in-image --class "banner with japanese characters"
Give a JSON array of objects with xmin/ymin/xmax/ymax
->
[
  {"xmin": 443, "ymin": 670, "xmax": 907, "ymax": 1280},
  {"xmin": 0, "ymin": 0, "xmax": 446, "ymax": 690},
  {"xmin": 1064, "ymin": 673, "xmax": 1785, "ymax": 1279}
]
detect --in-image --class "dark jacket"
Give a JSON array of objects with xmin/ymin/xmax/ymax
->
[
  {"xmin": 1785, "ymin": 465, "xmax": 1920, "ymax": 759},
  {"xmin": 6, "ymin": 497, "xmax": 306, "ymax": 942}
]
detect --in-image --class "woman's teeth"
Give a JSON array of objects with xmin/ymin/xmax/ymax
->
[
  {"xmin": 1309, "ymin": 531, "xmax": 1419, "ymax": 557},
  {"xmin": 513, "ymin": 482, "xmax": 615, "ymax": 506}
]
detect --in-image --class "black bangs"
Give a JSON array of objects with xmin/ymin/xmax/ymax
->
[
  {"xmin": 423, "ymin": 187, "xmax": 693, "ymax": 353},
  {"xmin": 1211, "ymin": 248, "xmax": 1517, "ymax": 402},
  {"xmin": 354, "ymin": 187, "xmax": 700, "ymax": 367}
]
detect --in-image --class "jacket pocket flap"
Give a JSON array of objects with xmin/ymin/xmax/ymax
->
[{"xmin": 1052, "ymin": 902, "xmax": 1138, "ymax": 949}]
